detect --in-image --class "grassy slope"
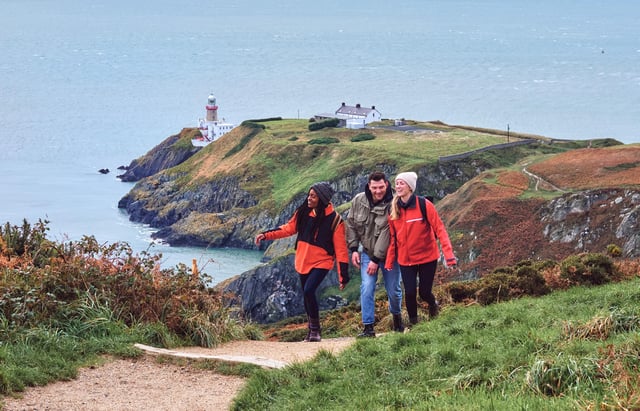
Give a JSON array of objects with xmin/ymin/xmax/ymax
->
[
  {"xmin": 233, "ymin": 277, "xmax": 640, "ymax": 410},
  {"xmin": 164, "ymin": 119, "xmax": 537, "ymax": 210}
]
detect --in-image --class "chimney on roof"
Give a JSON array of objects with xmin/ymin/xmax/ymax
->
[
  {"xmin": 356, "ymin": 103, "xmax": 361, "ymax": 108},
  {"xmin": 341, "ymin": 102, "xmax": 346, "ymax": 106},
  {"xmin": 371, "ymin": 106, "xmax": 375, "ymax": 109}
]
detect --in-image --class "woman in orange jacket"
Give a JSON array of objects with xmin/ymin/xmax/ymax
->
[
  {"xmin": 385, "ymin": 172, "xmax": 457, "ymax": 325},
  {"xmin": 255, "ymin": 182, "xmax": 350, "ymax": 342}
]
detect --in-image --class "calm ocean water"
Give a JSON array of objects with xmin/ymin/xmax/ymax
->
[{"xmin": 1, "ymin": 0, "xmax": 639, "ymax": 283}]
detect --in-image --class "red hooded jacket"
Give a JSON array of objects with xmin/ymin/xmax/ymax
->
[{"xmin": 385, "ymin": 195, "xmax": 456, "ymax": 269}]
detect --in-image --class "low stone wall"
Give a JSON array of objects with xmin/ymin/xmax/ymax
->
[{"xmin": 439, "ymin": 139, "xmax": 538, "ymax": 163}]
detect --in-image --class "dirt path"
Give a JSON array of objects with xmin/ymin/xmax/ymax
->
[
  {"xmin": 1, "ymin": 338, "xmax": 356, "ymax": 411},
  {"xmin": 522, "ymin": 164, "xmax": 566, "ymax": 192}
]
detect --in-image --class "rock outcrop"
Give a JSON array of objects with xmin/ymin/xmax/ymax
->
[
  {"xmin": 541, "ymin": 189, "xmax": 640, "ymax": 258},
  {"xmin": 117, "ymin": 129, "xmax": 201, "ymax": 182},
  {"xmin": 222, "ymin": 254, "xmax": 348, "ymax": 323}
]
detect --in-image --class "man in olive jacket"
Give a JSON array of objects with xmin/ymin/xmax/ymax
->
[{"xmin": 346, "ymin": 171, "xmax": 403, "ymax": 337}]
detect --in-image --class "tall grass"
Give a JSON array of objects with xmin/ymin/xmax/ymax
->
[
  {"xmin": 232, "ymin": 278, "xmax": 640, "ymax": 410},
  {"xmin": 0, "ymin": 219, "xmax": 262, "ymax": 397}
]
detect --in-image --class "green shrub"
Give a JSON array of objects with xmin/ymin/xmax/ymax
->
[
  {"xmin": 475, "ymin": 273, "xmax": 515, "ymax": 305},
  {"xmin": 490, "ymin": 266, "xmax": 514, "ymax": 275},
  {"xmin": 350, "ymin": 133, "xmax": 375, "ymax": 142},
  {"xmin": 308, "ymin": 137, "xmax": 340, "ymax": 145},
  {"xmin": 606, "ymin": 243, "xmax": 622, "ymax": 257},
  {"xmin": 513, "ymin": 265, "xmax": 550, "ymax": 297},
  {"xmin": 0, "ymin": 219, "xmax": 256, "ymax": 347},
  {"xmin": 241, "ymin": 117, "xmax": 281, "ymax": 124},
  {"xmin": 560, "ymin": 253, "xmax": 614, "ymax": 286},
  {"xmin": 0, "ymin": 218, "xmax": 56, "ymax": 267},
  {"xmin": 444, "ymin": 281, "xmax": 479, "ymax": 303},
  {"xmin": 308, "ymin": 118, "xmax": 339, "ymax": 131}
]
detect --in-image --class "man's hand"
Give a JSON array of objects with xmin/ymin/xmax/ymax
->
[
  {"xmin": 366, "ymin": 261, "xmax": 378, "ymax": 276},
  {"xmin": 351, "ymin": 251, "xmax": 360, "ymax": 268}
]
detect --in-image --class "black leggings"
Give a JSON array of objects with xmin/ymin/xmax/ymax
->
[
  {"xmin": 400, "ymin": 260, "xmax": 438, "ymax": 319},
  {"xmin": 299, "ymin": 268, "xmax": 329, "ymax": 319}
]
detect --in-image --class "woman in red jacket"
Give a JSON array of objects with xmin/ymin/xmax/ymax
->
[
  {"xmin": 255, "ymin": 182, "xmax": 350, "ymax": 342},
  {"xmin": 385, "ymin": 172, "xmax": 457, "ymax": 325}
]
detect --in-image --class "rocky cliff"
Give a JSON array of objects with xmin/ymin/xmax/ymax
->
[
  {"xmin": 117, "ymin": 128, "xmax": 202, "ymax": 182},
  {"xmin": 223, "ymin": 254, "xmax": 348, "ymax": 323}
]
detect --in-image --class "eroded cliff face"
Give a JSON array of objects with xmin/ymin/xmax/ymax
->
[
  {"xmin": 118, "ymin": 174, "xmax": 259, "ymax": 247},
  {"xmin": 117, "ymin": 159, "xmax": 495, "ymax": 249},
  {"xmin": 541, "ymin": 189, "xmax": 640, "ymax": 258}
]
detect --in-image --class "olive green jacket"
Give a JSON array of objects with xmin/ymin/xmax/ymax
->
[{"xmin": 345, "ymin": 189, "xmax": 393, "ymax": 265}]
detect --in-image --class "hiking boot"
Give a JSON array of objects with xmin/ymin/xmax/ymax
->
[
  {"xmin": 409, "ymin": 316, "xmax": 419, "ymax": 325},
  {"xmin": 429, "ymin": 302, "xmax": 440, "ymax": 319},
  {"xmin": 357, "ymin": 324, "xmax": 376, "ymax": 338},
  {"xmin": 304, "ymin": 317, "xmax": 321, "ymax": 342},
  {"xmin": 392, "ymin": 314, "xmax": 404, "ymax": 332}
]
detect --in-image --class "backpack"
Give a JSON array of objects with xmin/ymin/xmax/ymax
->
[
  {"xmin": 417, "ymin": 196, "xmax": 437, "ymax": 239},
  {"xmin": 330, "ymin": 213, "xmax": 342, "ymax": 232}
]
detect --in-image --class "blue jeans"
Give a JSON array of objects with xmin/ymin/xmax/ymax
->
[{"xmin": 359, "ymin": 252, "xmax": 402, "ymax": 325}]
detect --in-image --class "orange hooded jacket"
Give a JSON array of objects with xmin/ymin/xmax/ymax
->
[{"xmin": 262, "ymin": 203, "xmax": 350, "ymax": 284}]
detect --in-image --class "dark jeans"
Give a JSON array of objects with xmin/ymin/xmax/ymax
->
[
  {"xmin": 299, "ymin": 268, "xmax": 329, "ymax": 319},
  {"xmin": 399, "ymin": 259, "xmax": 438, "ymax": 319}
]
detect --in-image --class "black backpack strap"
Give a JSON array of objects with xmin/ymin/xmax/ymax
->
[{"xmin": 418, "ymin": 196, "xmax": 436, "ymax": 239}]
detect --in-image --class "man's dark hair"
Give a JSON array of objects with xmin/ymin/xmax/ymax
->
[{"xmin": 368, "ymin": 171, "xmax": 387, "ymax": 182}]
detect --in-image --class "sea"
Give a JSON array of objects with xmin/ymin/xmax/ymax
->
[{"xmin": 1, "ymin": 0, "xmax": 639, "ymax": 285}]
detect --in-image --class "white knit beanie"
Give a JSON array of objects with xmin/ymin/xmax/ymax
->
[{"xmin": 395, "ymin": 171, "xmax": 417, "ymax": 192}]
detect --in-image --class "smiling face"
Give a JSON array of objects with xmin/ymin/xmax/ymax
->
[
  {"xmin": 394, "ymin": 178, "xmax": 413, "ymax": 200},
  {"xmin": 307, "ymin": 188, "xmax": 320, "ymax": 209},
  {"xmin": 368, "ymin": 178, "xmax": 388, "ymax": 203}
]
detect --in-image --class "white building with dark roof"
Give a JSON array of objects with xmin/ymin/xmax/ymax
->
[{"xmin": 315, "ymin": 102, "xmax": 382, "ymax": 129}]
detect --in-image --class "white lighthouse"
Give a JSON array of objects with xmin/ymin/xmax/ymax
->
[{"xmin": 193, "ymin": 93, "xmax": 235, "ymax": 147}]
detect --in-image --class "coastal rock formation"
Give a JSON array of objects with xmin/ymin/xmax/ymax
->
[
  {"xmin": 118, "ymin": 158, "xmax": 495, "ymax": 249},
  {"xmin": 222, "ymin": 254, "xmax": 348, "ymax": 323},
  {"xmin": 117, "ymin": 129, "xmax": 201, "ymax": 182}
]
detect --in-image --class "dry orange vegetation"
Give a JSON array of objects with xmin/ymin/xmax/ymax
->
[
  {"xmin": 496, "ymin": 170, "xmax": 529, "ymax": 192},
  {"xmin": 436, "ymin": 145, "xmax": 640, "ymax": 279},
  {"xmin": 527, "ymin": 146, "xmax": 640, "ymax": 190},
  {"xmin": 439, "ymin": 170, "xmax": 528, "ymax": 228}
]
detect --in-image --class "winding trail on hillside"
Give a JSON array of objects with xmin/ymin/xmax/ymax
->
[
  {"xmin": 2, "ymin": 338, "xmax": 357, "ymax": 411},
  {"xmin": 522, "ymin": 164, "xmax": 566, "ymax": 192}
]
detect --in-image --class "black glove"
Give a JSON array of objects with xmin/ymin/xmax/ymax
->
[{"xmin": 338, "ymin": 262, "xmax": 350, "ymax": 286}]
